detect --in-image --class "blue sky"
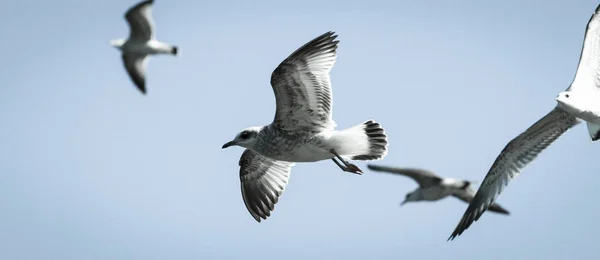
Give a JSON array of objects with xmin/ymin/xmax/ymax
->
[{"xmin": 1, "ymin": 0, "xmax": 600, "ymax": 259}]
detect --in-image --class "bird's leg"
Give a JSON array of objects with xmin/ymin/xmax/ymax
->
[
  {"xmin": 329, "ymin": 149, "xmax": 363, "ymax": 174},
  {"xmin": 331, "ymin": 157, "xmax": 362, "ymax": 174},
  {"xmin": 331, "ymin": 157, "xmax": 348, "ymax": 171}
]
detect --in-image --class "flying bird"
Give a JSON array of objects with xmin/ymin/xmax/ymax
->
[
  {"xmin": 222, "ymin": 32, "xmax": 389, "ymax": 222},
  {"xmin": 110, "ymin": 0, "xmax": 178, "ymax": 94},
  {"xmin": 448, "ymin": 4, "xmax": 600, "ymax": 240},
  {"xmin": 367, "ymin": 164, "xmax": 510, "ymax": 214}
]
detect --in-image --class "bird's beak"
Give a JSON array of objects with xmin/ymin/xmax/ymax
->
[
  {"xmin": 400, "ymin": 200, "xmax": 408, "ymax": 207},
  {"xmin": 222, "ymin": 141, "xmax": 235, "ymax": 149}
]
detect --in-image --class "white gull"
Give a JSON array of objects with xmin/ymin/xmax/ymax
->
[
  {"xmin": 110, "ymin": 0, "xmax": 178, "ymax": 94},
  {"xmin": 222, "ymin": 32, "xmax": 389, "ymax": 222},
  {"xmin": 449, "ymin": 4, "xmax": 600, "ymax": 240},
  {"xmin": 367, "ymin": 164, "xmax": 510, "ymax": 214}
]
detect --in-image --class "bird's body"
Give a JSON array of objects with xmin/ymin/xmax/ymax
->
[
  {"xmin": 118, "ymin": 39, "xmax": 175, "ymax": 56},
  {"xmin": 400, "ymin": 178, "xmax": 468, "ymax": 202},
  {"xmin": 252, "ymin": 122, "xmax": 384, "ymax": 163},
  {"xmin": 412, "ymin": 186, "xmax": 456, "ymax": 201},
  {"xmin": 110, "ymin": 0, "xmax": 178, "ymax": 94},
  {"xmin": 222, "ymin": 32, "xmax": 388, "ymax": 222},
  {"xmin": 448, "ymin": 4, "xmax": 600, "ymax": 240},
  {"xmin": 366, "ymin": 165, "xmax": 510, "ymax": 215},
  {"xmin": 250, "ymin": 126, "xmax": 331, "ymax": 162},
  {"xmin": 416, "ymin": 179, "xmax": 466, "ymax": 201}
]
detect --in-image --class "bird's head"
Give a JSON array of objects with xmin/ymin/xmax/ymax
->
[
  {"xmin": 109, "ymin": 39, "xmax": 126, "ymax": 50},
  {"xmin": 556, "ymin": 91, "xmax": 585, "ymax": 114},
  {"xmin": 401, "ymin": 191, "xmax": 421, "ymax": 206},
  {"xmin": 222, "ymin": 127, "xmax": 262, "ymax": 149}
]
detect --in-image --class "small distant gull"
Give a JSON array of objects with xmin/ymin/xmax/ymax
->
[
  {"xmin": 222, "ymin": 32, "xmax": 389, "ymax": 222},
  {"xmin": 110, "ymin": 0, "xmax": 178, "ymax": 94},
  {"xmin": 448, "ymin": 4, "xmax": 600, "ymax": 240},
  {"xmin": 367, "ymin": 164, "xmax": 509, "ymax": 214}
]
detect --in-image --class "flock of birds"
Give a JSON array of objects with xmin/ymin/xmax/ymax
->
[{"xmin": 111, "ymin": 0, "xmax": 600, "ymax": 240}]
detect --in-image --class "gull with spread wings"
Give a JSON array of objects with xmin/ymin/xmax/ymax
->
[
  {"xmin": 222, "ymin": 32, "xmax": 389, "ymax": 222},
  {"xmin": 448, "ymin": 4, "xmax": 600, "ymax": 240},
  {"xmin": 110, "ymin": 0, "xmax": 178, "ymax": 94},
  {"xmin": 367, "ymin": 164, "xmax": 509, "ymax": 214}
]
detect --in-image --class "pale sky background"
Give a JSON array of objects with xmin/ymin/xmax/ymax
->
[{"xmin": 1, "ymin": 0, "xmax": 600, "ymax": 259}]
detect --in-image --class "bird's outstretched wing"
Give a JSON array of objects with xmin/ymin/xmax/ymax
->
[
  {"xmin": 125, "ymin": 0, "xmax": 155, "ymax": 43},
  {"xmin": 122, "ymin": 53, "xmax": 149, "ymax": 94},
  {"xmin": 448, "ymin": 107, "xmax": 579, "ymax": 240},
  {"xmin": 568, "ymin": 4, "xmax": 600, "ymax": 93},
  {"xmin": 367, "ymin": 164, "xmax": 443, "ymax": 188},
  {"xmin": 270, "ymin": 31, "xmax": 338, "ymax": 132},
  {"xmin": 239, "ymin": 149, "xmax": 294, "ymax": 222}
]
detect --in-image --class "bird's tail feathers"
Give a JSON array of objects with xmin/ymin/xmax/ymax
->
[
  {"xmin": 461, "ymin": 181, "xmax": 471, "ymax": 189},
  {"xmin": 171, "ymin": 46, "xmax": 179, "ymax": 55},
  {"xmin": 331, "ymin": 120, "xmax": 388, "ymax": 161},
  {"xmin": 461, "ymin": 180, "xmax": 480, "ymax": 189},
  {"xmin": 586, "ymin": 122, "xmax": 600, "ymax": 141}
]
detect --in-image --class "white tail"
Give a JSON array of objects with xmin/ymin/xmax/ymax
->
[{"xmin": 330, "ymin": 120, "xmax": 388, "ymax": 160}]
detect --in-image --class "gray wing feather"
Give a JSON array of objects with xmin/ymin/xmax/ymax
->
[
  {"xmin": 122, "ymin": 54, "xmax": 148, "ymax": 94},
  {"xmin": 448, "ymin": 107, "xmax": 579, "ymax": 240},
  {"xmin": 270, "ymin": 31, "xmax": 338, "ymax": 132},
  {"xmin": 125, "ymin": 0, "xmax": 155, "ymax": 42},
  {"xmin": 239, "ymin": 149, "xmax": 294, "ymax": 222},
  {"xmin": 367, "ymin": 164, "xmax": 443, "ymax": 188}
]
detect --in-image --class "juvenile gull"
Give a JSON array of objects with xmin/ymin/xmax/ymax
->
[
  {"xmin": 222, "ymin": 32, "xmax": 389, "ymax": 222},
  {"xmin": 367, "ymin": 164, "xmax": 510, "ymax": 214},
  {"xmin": 448, "ymin": 4, "xmax": 600, "ymax": 240},
  {"xmin": 110, "ymin": 0, "xmax": 178, "ymax": 94}
]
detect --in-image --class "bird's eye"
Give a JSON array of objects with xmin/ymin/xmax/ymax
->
[
  {"xmin": 565, "ymin": 94, "xmax": 570, "ymax": 98},
  {"xmin": 405, "ymin": 194, "xmax": 410, "ymax": 199},
  {"xmin": 240, "ymin": 131, "xmax": 250, "ymax": 139}
]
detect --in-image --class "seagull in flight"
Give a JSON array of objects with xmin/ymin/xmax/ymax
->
[
  {"xmin": 110, "ymin": 0, "xmax": 178, "ymax": 94},
  {"xmin": 222, "ymin": 32, "xmax": 389, "ymax": 222},
  {"xmin": 367, "ymin": 164, "xmax": 510, "ymax": 214},
  {"xmin": 448, "ymin": 4, "xmax": 600, "ymax": 240}
]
